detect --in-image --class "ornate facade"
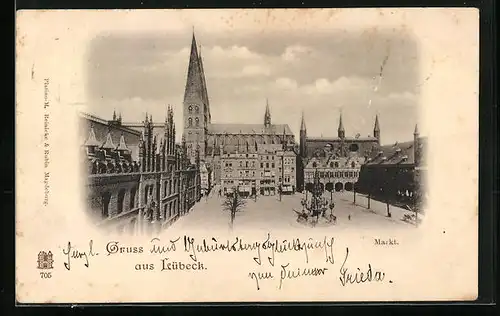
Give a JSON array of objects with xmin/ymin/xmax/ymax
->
[
  {"xmin": 298, "ymin": 112, "xmax": 380, "ymax": 192},
  {"xmin": 81, "ymin": 107, "xmax": 201, "ymax": 235}
]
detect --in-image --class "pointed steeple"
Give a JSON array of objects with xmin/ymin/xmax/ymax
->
[
  {"xmin": 414, "ymin": 123, "xmax": 419, "ymax": 135},
  {"xmin": 300, "ymin": 110, "xmax": 306, "ymax": 131},
  {"xmin": 198, "ymin": 44, "xmax": 210, "ymax": 119},
  {"xmin": 264, "ymin": 98, "xmax": 271, "ymax": 128},
  {"xmin": 112, "ymin": 110, "xmax": 117, "ymax": 121},
  {"xmin": 183, "ymin": 31, "xmax": 205, "ymax": 105},
  {"xmin": 102, "ymin": 132, "xmax": 115, "ymax": 149},
  {"xmin": 84, "ymin": 126, "xmax": 100, "ymax": 147},
  {"xmin": 374, "ymin": 114, "xmax": 380, "ymax": 132},
  {"xmin": 281, "ymin": 126, "xmax": 288, "ymax": 150},
  {"xmin": 373, "ymin": 114, "xmax": 380, "ymax": 142},
  {"xmin": 117, "ymin": 133, "xmax": 128, "ymax": 151},
  {"xmin": 337, "ymin": 112, "xmax": 345, "ymax": 138}
]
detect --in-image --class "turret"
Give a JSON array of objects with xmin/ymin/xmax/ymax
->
[
  {"xmin": 282, "ymin": 126, "xmax": 287, "ymax": 151},
  {"xmin": 299, "ymin": 111, "xmax": 307, "ymax": 157},
  {"xmin": 264, "ymin": 98, "xmax": 271, "ymax": 128},
  {"xmin": 337, "ymin": 112, "xmax": 345, "ymax": 139},
  {"xmin": 165, "ymin": 106, "xmax": 171, "ymax": 155},
  {"xmin": 374, "ymin": 114, "xmax": 380, "ymax": 144},
  {"xmin": 84, "ymin": 124, "xmax": 100, "ymax": 156},
  {"xmin": 414, "ymin": 124, "xmax": 420, "ymax": 165}
]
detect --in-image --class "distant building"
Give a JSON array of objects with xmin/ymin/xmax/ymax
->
[
  {"xmin": 220, "ymin": 141, "xmax": 296, "ymax": 197},
  {"xmin": 221, "ymin": 152, "xmax": 259, "ymax": 197},
  {"xmin": 298, "ymin": 111, "xmax": 380, "ymax": 192},
  {"xmin": 80, "ymin": 107, "xmax": 201, "ymax": 235},
  {"xmin": 356, "ymin": 125, "xmax": 426, "ymax": 209},
  {"xmin": 304, "ymin": 154, "xmax": 365, "ymax": 192}
]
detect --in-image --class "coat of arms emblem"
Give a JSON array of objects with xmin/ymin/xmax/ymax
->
[{"xmin": 37, "ymin": 251, "xmax": 54, "ymax": 269}]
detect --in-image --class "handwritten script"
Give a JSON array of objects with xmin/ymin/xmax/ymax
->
[{"xmin": 60, "ymin": 233, "xmax": 390, "ymax": 290}]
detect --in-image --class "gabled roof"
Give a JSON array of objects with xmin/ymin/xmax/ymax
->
[
  {"xmin": 84, "ymin": 127, "xmax": 100, "ymax": 147},
  {"xmin": 116, "ymin": 134, "xmax": 129, "ymax": 151},
  {"xmin": 365, "ymin": 139, "xmax": 423, "ymax": 166},
  {"xmin": 101, "ymin": 132, "xmax": 115, "ymax": 149}
]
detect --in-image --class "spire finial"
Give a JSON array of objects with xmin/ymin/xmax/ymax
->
[
  {"xmin": 374, "ymin": 114, "xmax": 380, "ymax": 132},
  {"xmin": 414, "ymin": 123, "xmax": 419, "ymax": 135},
  {"xmin": 300, "ymin": 110, "xmax": 306, "ymax": 131},
  {"xmin": 338, "ymin": 112, "xmax": 344, "ymax": 132},
  {"xmin": 264, "ymin": 98, "xmax": 271, "ymax": 127}
]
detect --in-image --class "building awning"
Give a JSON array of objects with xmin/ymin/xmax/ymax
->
[{"xmin": 282, "ymin": 186, "xmax": 293, "ymax": 192}]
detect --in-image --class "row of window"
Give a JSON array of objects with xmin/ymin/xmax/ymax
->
[
  {"xmin": 188, "ymin": 105, "xmax": 200, "ymax": 114},
  {"xmin": 187, "ymin": 117, "xmax": 200, "ymax": 128},
  {"xmin": 305, "ymin": 171, "xmax": 360, "ymax": 179},
  {"xmin": 278, "ymin": 176, "xmax": 294, "ymax": 183},
  {"xmin": 311, "ymin": 161, "xmax": 357, "ymax": 168}
]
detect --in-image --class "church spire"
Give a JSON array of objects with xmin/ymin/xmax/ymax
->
[
  {"xmin": 264, "ymin": 98, "xmax": 271, "ymax": 128},
  {"xmin": 300, "ymin": 110, "xmax": 306, "ymax": 131},
  {"xmin": 183, "ymin": 31, "xmax": 204, "ymax": 104},
  {"xmin": 337, "ymin": 112, "xmax": 345, "ymax": 138}
]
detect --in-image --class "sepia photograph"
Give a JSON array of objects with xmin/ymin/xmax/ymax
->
[{"xmin": 80, "ymin": 22, "xmax": 426, "ymax": 235}]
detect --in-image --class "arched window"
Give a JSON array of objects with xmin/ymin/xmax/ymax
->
[
  {"xmin": 351, "ymin": 161, "xmax": 356, "ymax": 168},
  {"xmin": 188, "ymin": 106, "xmax": 193, "ymax": 113},
  {"xmin": 335, "ymin": 162, "xmax": 339, "ymax": 168},
  {"xmin": 195, "ymin": 117, "xmax": 199, "ymax": 127},
  {"xmin": 195, "ymin": 106, "xmax": 199, "ymax": 114},
  {"xmin": 312, "ymin": 162, "xmax": 317, "ymax": 168},
  {"xmin": 330, "ymin": 162, "xmax": 334, "ymax": 168},
  {"xmin": 188, "ymin": 118, "xmax": 193, "ymax": 127}
]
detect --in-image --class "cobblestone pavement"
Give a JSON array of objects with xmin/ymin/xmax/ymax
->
[{"xmin": 169, "ymin": 187, "xmax": 417, "ymax": 234}]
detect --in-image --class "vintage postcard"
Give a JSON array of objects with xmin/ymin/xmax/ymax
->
[{"xmin": 15, "ymin": 8, "xmax": 479, "ymax": 303}]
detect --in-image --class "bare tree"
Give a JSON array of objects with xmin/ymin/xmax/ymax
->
[{"xmin": 222, "ymin": 188, "xmax": 246, "ymax": 229}]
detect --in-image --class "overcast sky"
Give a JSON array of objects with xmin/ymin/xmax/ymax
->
[{"xmin": 85, "ymin": 26, "xmax": 419, "ymax": 145}]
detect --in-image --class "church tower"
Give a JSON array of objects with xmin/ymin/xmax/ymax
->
[
  {"xmin": 183, "ymin": 31, "xmax": 211, "ymax": 163},
  {"xmin": 373, "ymin": 114, "xmax": 381, "ymax": 145},
  {"xmin": 299, "ymin": 111, "xmax": 307, "ymax": 157},
  {"xmin": 264, "ymin": 98, "xmax": 271, "ymax": 128}
]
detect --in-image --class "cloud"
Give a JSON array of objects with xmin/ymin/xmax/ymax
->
[
  {"xmin": 274, "ymin": 77, "xmax": 299, "ymax": 90},
  {"xmin": 241, "ymin": 64, "xmax": 271, "ymax": 77},
  {"xmin": 209, "ymin": 45, "xmax": 262, "ymax": 60},
  {"xmin": 386, "ymin": 91, "xmax": 417, "ymax": 102},
  {"xmin": 233, "ymin": 85, "xmax": 262, "ymax": 94},
  {"xmin": 281, "ymin": 45, "xmax": 314, "ymax": 62},
  {"xmin": 300, "ymin": 76, "xmax": 371, "ymax": 95}
]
